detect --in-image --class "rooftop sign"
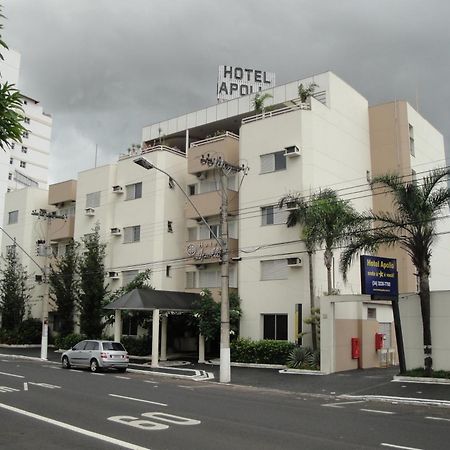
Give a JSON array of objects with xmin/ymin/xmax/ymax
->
[
  {"xmin": 360, "ymin": 255, "xmax": 398, "ymax": 298},
  {"xmin": 217, "ymin": 65, "xmax": 276, "ymax": 102}
]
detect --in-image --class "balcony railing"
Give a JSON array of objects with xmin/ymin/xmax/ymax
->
[
  {"xmin": 241, "ymin": 99, "xmax": 311, "ymax": 125},
  {"xmin": 190, "ymin": 131, "xmax": 239, "ymax": 148}
]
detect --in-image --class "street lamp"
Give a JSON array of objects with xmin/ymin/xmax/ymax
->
[{"xmin": 134, "ymin": 156, "xmax": 231, "ymax": 382}]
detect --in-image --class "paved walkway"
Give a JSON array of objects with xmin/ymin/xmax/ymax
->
[{"xmin": 2, "ymin": 346, "xmax": 450, "ymax": 403}]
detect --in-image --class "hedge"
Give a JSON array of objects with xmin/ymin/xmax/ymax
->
[
  {"xmin": 120, "ymin": 336, "xmax": 151, "ymax": 356},
  {"xmin": 0, "ymin": 319, "xmax": 43, "ymax": 345},
  {"xmin": 54, "ymin": 333, "xmax": 86, "ymax": 350},
  {"xmin": 231, "ymin": 338, "xmax": 295, "ymax": 365}
]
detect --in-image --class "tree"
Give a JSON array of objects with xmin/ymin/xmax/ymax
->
[
  {"xmin": 0, "ymin": 6, "xmax": 27, "ymax": 151},
  {"xmin": 49, "ymin": 242, "xmax": 79, "ymax": 337},
  {"xmin": 279, "ymin": 189, "xmax": 363, "ymax": 349},
  {"xmin": 78, "ymin": 225, "xmax": 108, "ymax": 338},
  {"xmin": 340, "ymin": 168, "xmax": 450, "ymax": 376},
  {"xmin": 298, "ymin": 82, "xmax": 318, "ymax": 102},
  {"xmin": 190, "ymin": 289, "xmax": 241, "ymax": 342},
  {"xmin": 0, "ymin": 246, "xmax": 29, "ymax": 331},
  {"xmin": 252, "ymin": 92, "xmax": 273, "ymax": 114}
]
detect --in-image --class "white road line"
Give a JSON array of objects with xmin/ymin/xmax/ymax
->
[
  {"xmin": 91, "ymin": 373, "xmax": 105, "ymax": 376},
  {"xmin": 361, "ymin": 409, "xmax": 395, "ymax": 415},
  {"xmin": 426, "ymin": 416, "xmax": 450, "ymax": 422},
  {"xmin": 143, "ymin": 380, "xmax": 158, "ymax": 384},
  {"xmin": 0, "ymin": 401, "xmax": 151, "ymax": 450},
  {"xmin": 1, "ymin": 360, "xmax": 9, "ymax": 362},
  {"xmin": 322, "ymin": 400, "xmax": 365, "ymax": 408},
  {"xmin": 23, "ymin": 382, "xmax": 28, "ymax": 391},
  {"xmin": 381, "ymin": 444, "xmax": 423, "ymax": 450},
  {"xmin": 115, "ymin": 376, "xmax": 131, "ymax": 380},
  {"xmin": 108, "ymin": 393, "xmax": 167, "ymax": 406},
  {"xmin": 69, "ymin": 369, "xmax": 81, "ymax": 373},
  {"xmin": 0, "ymin": 371, "xmax": 25, "ymax": 379}
]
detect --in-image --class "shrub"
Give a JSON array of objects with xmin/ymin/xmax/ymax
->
[
  {"xmin": 231, "ymin": 338, "xmax": 295, "ymax": 365},
  {"xmin": 55, "ymin": 333, "xmax": 86, "ymax": 350},
  {"xmin": 287, "ymin": 346, "xmax": 320, "ymax": 370},
  {"xmin": 120, "ymin": 336, "xmax": 150, "ymax": 356},
  {"xmin": 0, "ymin": 319, "xmax": 43, "ymax": 344}
]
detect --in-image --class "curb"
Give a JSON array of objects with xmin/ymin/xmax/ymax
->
[
  {"xmin": 393, "ymin": 375, "xmax": 450, "ymax": 385},
  {"xmin": 279, "ymin": 368, "xmax": 326, "ymax": 376},
  {"xmin": 339, "ymin": 394, "xmax": 450, "ymax": 408},
  {"xmin": 205, "ymin": 360, "xmax": 285, "ymax": 370}
]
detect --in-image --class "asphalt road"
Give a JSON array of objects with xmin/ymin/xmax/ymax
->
[{"xmin": 0, "ymin": 357, "xmax": 450, "ymax": 449}]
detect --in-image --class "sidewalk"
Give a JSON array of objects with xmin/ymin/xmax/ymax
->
[{"xmin": 2, "ymin": 346, "xmax": 450, "ymax": 404}]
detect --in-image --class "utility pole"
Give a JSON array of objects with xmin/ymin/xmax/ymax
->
[
  {"xmin": 31, "ymin": 209, "xmax": 67, "ymax": 360},
  {"xmin": 200, "ymin": 153, "xmax": 248, "ymax": 383}
]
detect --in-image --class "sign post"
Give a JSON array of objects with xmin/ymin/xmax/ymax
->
[{"xmin": 360, "ymin": 255, "xmax": 406, "ymax": 374}]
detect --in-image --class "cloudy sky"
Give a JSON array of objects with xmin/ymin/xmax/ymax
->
[{"xmin": 2, "ymin": 0, "xmax": 449, "ymax": 183}]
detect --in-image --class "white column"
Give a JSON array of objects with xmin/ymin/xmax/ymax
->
[
  {"xmin": 160, "ymin": 314, "xmax": 168, "ymax": 361},
  {"xmin": 152, "ymin": 309, "xmax": 160, "ymax": 368},
  {"xmin": 198, "ymin": 334, "xmax": 205, "ymax": 363},
  {"xmin": 185, "ymin": 129, "xmax": 190, "ymax": 153},
  {"xmin": 114, "ymin": 310, "xmax": 122, "ymax": 342}
]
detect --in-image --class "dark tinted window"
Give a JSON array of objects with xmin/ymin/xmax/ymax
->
[
  {"xmin": 102, "ymin": 342, "xmax": 125, "ymax": 351},
  {"xmin": 84, "ymin": 341, "xmax": 99, "ymax": 351},
  {"xmin": 274, "ymin": 151, "xmax": 286, "ymax": 171},
  {"xmin": 72, "ymin": 341, "xmax": 87, "ymax": 351},
  {"xmin": 263, "ymin": 314, "xmax": 288, "ymax": 340}
]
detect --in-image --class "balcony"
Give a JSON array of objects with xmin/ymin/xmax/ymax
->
[
  {"xmin": 185, "ymin": 190, "xmax": 238, "ymax": 220},
  {"xmin": 188, "ymin": 132, "xmax": 239, "ymax": 175},
  {"xmin": 185, "ymin": 238, "xmax": 238, "ymax": 265},
  {"xmin": 185, "ymin": 287, "xmax": 237, "ymax": 303},
  {"xmin": 49, "ymin": 180, "xmax": 77, "ymax": 205},
  {"xmin": 49, "ymin": 216, "xmax": 75, "ymax": 241}
]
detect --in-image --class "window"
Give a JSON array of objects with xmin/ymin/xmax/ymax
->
[
  {"xmin": 198, "ymin": 223, "xmax": 220, "ymax": 240},
  {"xmin": 188, "ymin": 184, "xmax": 198, "ymax": 196},
  {"xmin": 263, "ymin": 314, "xmax": 288, "ymax": 340},
  {"xmin": 368, "ymin": 308, "xmax": 377, "ymax": 319},
  {"xmin": 122, "ymin": 269, "xmax": 139, "ymax": 284},
  {"xmin": 24, "ymin": 117, "xmax": 30, "ymax": 124},
  {"xmin": 21, "ymin": 146, "xmax": 28, "ymax": 153},
  {"xmin": 86, "ymin": 191, "xmax": 100, "ymax": 208},
  {"xmin": 409, "ymin": 124, "xmax": 415, "ymax": 157},
  {"xmin": 84, "ymin": 341, "xmax": 99, "ymax": 351},
  {"xmin": 8, "ymin": 172, "xmax": 12, "ymax": 180},
  {"xmin": 122, "ymin": 316, "xmax": 138, "ymax": 336},
  {"xmin": 20, "ymin": 161, "xmax": 26, "ymax": 168},
  {"xmin": 261, "ymin": 205, "xmax": 287, "ymax": 225},
  {"xmin": 186, "ymin": 271, "xmax": 196, "ymax": 289},
  {"xmin": 72, "ymin": 341, "xmax": 87, "ymax": 351},
  {"xmin": 8, "ymin": 210, "xmax": 19, "ymax": 224},
  {"xmin": 166, "ymin": 265, "xmax": 171, "ymax": 277},
  {"xmin": 22, "ymin": 131, "xmax": 29, "ymax": 139},
  {"xmin": 126, "ymin": 182, "xmax": 142, "ymax": 200},
  {"xmin": 123, "ymin": 225, "xmax": 140, "ymax": 243},
  {"xmin": 9, "ymin": 157, "xmax": 13, "ymax": 165},
  {"xmin": 102, "ymin": 342, "xmax": 125, "ymax": 351},
  {"xmin": 199, "ymin": 269, "xmax": 221, "ymax": 288},
  {"xmin": 167, "ymin": 221, "xmax": 173, "ymax": 233},
  {"xmin": 261, "ymin": 259, "xmax": 288, "ymax": 280},
  {"xmin": 260, "ymin": 151, "xmax": 286, "ymax": 174}
]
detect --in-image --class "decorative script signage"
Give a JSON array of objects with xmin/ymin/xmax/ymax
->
[
  {"xmin": 186, "ymin": 242, "xmax": 221, "ymax": 261},
  {"xmin": 360, "ymin": 255, "xmax": 398, "ymax": 298},
  {"xmin": 217, "ymin": 65, "xmax": 276, "ymax": 102}
]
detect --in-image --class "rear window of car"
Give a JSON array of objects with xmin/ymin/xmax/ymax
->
[{"xmin": 102, "ymin": 342, "xmax": 125, "ymax": 351}]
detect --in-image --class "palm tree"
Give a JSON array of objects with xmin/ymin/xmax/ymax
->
[
  {"xmin": 279, "ymin": 189, "xmax": 362, "ymax": 350},
  {"xmin": 340, "ymin": 168, "xmax": 450, "ymax": 376},
  {"xmin": 252, "ymin": 92, "xmax": 273, "ymax": 114}
]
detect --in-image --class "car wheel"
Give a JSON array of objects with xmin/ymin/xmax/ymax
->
[
  {"xmin": 62, "ymin": 356, "xmax": 71, "ymax": 369},
  {"xmin": 117, "ymin": 368, "xmax": 127, "ymax": 373},
  {"xmin": 90, "ymin": 359, "xmax": 100, "ymax": 373}
]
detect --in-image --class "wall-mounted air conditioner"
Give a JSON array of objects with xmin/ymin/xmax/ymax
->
[
  {"xmin": 110, "ymin": 227, "xmax": 121, "ymax": 236},
  {"xmin": 285, "ymin": 201, "xmax": 297, "ymax": 211},
  {"xmin": 284, "ymin": 145, "xmax": 300, "ymax": 157},
  {"xmin": 287, "ymin": 257, "xmax": 303, "ymax": 267},
  {"xmin": 85, "ymin": 207, "xmax": 95, "ymax": 216},
  {"xmin": 108, "ymin": 271, "xmax": 120, "ymax": 280},
  {"xmin": 112, "ymin": 185, "xmax": 123, "ymax": 193}
]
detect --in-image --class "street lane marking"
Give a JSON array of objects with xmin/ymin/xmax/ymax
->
[
  {"xmin": 108, "ymin": 394, "xmax": 167, "ymax": 406},
  {"xmin": 0, "ymin": 371, "xmax": 24, "ymax": 379},
  {"xmin": 381, "ymin": 444, "xmax": 423, "ymax": 450},
  {"xmin": 23, "ymin": 382, "xmax": 28, "ymax": 391},
  {"xmin": 0, "ymin": 386, "xmax": 20, "ymax": 393},
  {"xmin": 91, "ymin": 373, "xmax": 105, "ymax": 376},
  {"xmin": 0, "ymin": 401, "xmax": 151, "ymax": 450},
  {"xmin": 1, "ymin": 360, "xmax": 9, "ymax": 362},
  {"xmin": 322, "ymin": 400, "xmax": 365, "ymax": 408},
  {"xmin": 426, "ymin": 416, "xmax": 450, "ymax": 422},
  {"xmin": 115, "ymin": 376, "xmax": 131, "ymax": 380},
  {"xmin": 143, "ymin": 380, "xmax": 158, "ymax": 384},
  {"xmin": 29, "ymin": 382, "xmax": 61, "ymax": 389},
  {"xmin": 361, "ymin": 409, "xmax": 395, "ymax": 415}
]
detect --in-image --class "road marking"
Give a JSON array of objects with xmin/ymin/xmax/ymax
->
[
  {"xmin": 91, "ymin": 373, "xmax": 105, "ymax": 376},
  {"xmin": 108, "ymin": 394, "xmax": 167, "ymax": 407},
  {"xmin": 23, "ymin": 382, "xmax": 28, "ymax": 391},
  {"xmin": 361, "ymin": 409, "xmax": 395, "ymax": 415},
  {"xmin": 322, "ymin": 400, "xmax": 365, "ymax": 408},
  {"xmin": 0, "ymin": 371, "xmax": 24, "ymax": 379},
  {"xmin": 1, "ymin": 360, "xmax": 10, "ymax": 362},
  {"xmin": 69, "ymin": 369, "xmax": 81, "ymax": 373},
  {"xmin": 29, "ymin": 382, "xmax": 61, "ymax": 389},
  {"xmin": 381, "ymin": 444, "xmax": 423, "ymax": 450},
  {"xmin": 0, "ymin": 401, "xmax": 151, "ymax": 450},
  {"xmin": 0, "ymin": 386, "xmax": 20, "ymax": 393},
  {"xmin": 426, "ymin": 416, "xmax": 450, "ymax": 422},
  {"xmin": 115, "ymin": 376, "xmax": 131, "ymax": 380},
  {"xmin": 143, "ymin": 380, "xmax": 158, "ymax": 384}
]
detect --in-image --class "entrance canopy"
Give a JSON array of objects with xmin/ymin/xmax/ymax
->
[{"xmin": 104, "ymin": 288, "xmax": 200, "ymax": 312}]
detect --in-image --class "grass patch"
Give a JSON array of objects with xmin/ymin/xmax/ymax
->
[{"xmin": 404, "ymin": 367, "xmax": 450, "ymax": 379}]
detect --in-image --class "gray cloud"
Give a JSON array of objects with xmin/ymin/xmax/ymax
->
[{"xmin": 3, "ymin": 0, "xmax": 450, "ymax": 183}]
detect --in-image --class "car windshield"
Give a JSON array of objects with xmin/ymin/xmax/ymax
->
[{"xmin": 102, "ymin": 342, "xmax": 125, "ymax": 351}]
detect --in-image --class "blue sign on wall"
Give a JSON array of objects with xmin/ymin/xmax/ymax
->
[{"xmin": 360, "ymin": 255, "xmax": 398, "ymax": 298}]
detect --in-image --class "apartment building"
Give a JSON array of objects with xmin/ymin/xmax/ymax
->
[{"xmin": 3, "ymin": 71, "xmax": 448, "ymax": 350}]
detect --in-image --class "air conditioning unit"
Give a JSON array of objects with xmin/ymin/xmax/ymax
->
[
  {"xmin": 285, "ymin": 201, "xmax": 297, "ymax": 211},
  {"xmin": 287, "ymin": 257, "xmax": 303, "ymax": 267},
  {"xmin": 112, "ymin": 185, "xmax": 123, "ymax": 194},
  {"xmin": 110, "ymin": 227, "xmax": 121, "ymax": 235},
  {"xmin": 108, "ymin": 271, "xmax": 120, "ymax": 280},
  {"xmin": 85, "ymin": 207, "xmax": 95, "ymax": 216},
  {"xmin": 284, "ymin": 145, "xmax": 300, "ymax": 157},
  {"xmin": 196, "ymin": 172, "xmax": 207, "ymax": 180}
]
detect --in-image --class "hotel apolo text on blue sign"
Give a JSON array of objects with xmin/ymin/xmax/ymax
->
[{"xmin": 360, "ymin": 255, "xmax": 398, "ymax": 298}]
